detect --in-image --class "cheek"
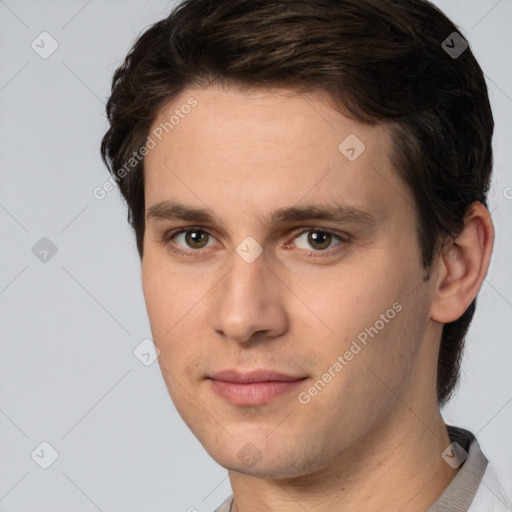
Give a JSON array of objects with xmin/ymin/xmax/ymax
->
[
  {"xmin": 300, "ymin": 258, "xmax": 424, "ymax": 379},
  {"xmin": 291, "ymin": 266, "xmax": 399, "ymax": 343},
  {"xmin": 142, "ymin": 255, "xmax": 194, "ymax": 337},
  {"xmin": 298, "ymin": 291, "xmax": 428, "ymax": 442},
  {"xmin": 142, "ymin": 265, "xmax": 206, "ymax": 414},
  {"xmin": 141, "ymin": 259, "xmax": 211, "ymax": 373},
  {"xmin": 142, "ymin": 260, "xmax": 169, "ymax": 337}
]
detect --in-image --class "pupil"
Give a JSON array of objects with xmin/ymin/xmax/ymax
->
[{"xmin": 308, "ymin": 231, "xmax": 331, "ymax": 250}]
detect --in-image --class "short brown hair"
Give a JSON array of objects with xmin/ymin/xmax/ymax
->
[{"xmin": 101, "ymin": 0, "xmax": 494, "ymax": 405}]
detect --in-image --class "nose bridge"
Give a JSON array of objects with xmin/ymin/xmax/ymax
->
[
  {"xmin": 212, "ymin": 249, "xmax": 288, "ymax": 342},
  {"xmin": 227, "ymin": 254, "xmax": 264, "ymax": 301}
]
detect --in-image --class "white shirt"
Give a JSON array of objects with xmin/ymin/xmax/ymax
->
[{"xmin": 467, "ymin": 464, "xmax": 511, "ymax": 512}]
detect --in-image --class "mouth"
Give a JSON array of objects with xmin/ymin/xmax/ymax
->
[{"xmin": 207, "ymin": 369, "xmax": 308, "ymax": 406}]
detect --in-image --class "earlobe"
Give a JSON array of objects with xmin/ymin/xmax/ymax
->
[{"xmin": 430, "ymin": 202, "xmax": 494, "ymax": 323}]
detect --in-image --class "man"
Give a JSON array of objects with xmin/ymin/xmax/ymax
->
[{"xmin": 101, "ymin": 0, "xmax": 510, "ymax": 510}]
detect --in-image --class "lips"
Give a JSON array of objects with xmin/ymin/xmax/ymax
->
[
  {"xmin": 208, "ymin": 369, "xmax": 306, "ymax": 383},
  {"xmin": 207, "ymin": 369, "xmax": 308, "ymax": 406}
]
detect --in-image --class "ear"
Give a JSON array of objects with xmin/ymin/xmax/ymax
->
[{"xmin": 430, "ymin": 202, "xmax": 494, "ymax": 323}]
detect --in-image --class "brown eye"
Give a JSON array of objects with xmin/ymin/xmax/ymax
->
[
  {"xmin": 308, "ymin": 231, "xmax": 332, "ymax": 250},
  {"xmin": 183, "ymin": 230, "xmax": 209, "ymax": 249},
  {"xmin": 168, "ymin": 229, "xmax": 214, "ymax": 252},
  {"xmin": 293, "ymin": 229, "xmax": 344, "ymax": 252}
]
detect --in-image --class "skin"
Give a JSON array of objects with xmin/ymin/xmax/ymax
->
[{"xmin": 141, "ymin": 84, "xmax": 494, "ymax": 511}]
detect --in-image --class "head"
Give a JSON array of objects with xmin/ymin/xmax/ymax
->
[{"xmin": 101, "ymin": 0, "xmax": 494, "ymax": 477}]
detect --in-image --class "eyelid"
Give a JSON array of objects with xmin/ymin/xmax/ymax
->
[
  {"xmin": 164, "ymin": 226, "xmax": 212, "ymax": 238},
  {"xmin": 290, "ymin": 227, "xmax": 348, "ymax": 241}
]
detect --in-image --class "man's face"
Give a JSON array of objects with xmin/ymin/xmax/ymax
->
[{"xmin": 142, "ymin": 85, "xmax": 438, "ymax": 477}]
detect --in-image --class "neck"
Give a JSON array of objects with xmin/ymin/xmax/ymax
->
[{"xmin": 229, "ymin": 402, "xmax": 458, "ymax": 512}]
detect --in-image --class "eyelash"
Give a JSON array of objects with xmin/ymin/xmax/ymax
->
[{"xmin": 163, "ymin": 227, "xmax": 349, "ymax": 259}]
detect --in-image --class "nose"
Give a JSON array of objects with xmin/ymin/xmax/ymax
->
[{"xmin": 211, "ymin": 251, "xmax": 289, "ymax": 344}]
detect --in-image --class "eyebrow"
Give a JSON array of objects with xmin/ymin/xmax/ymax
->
[{"xmin": 146, "ymin": 200, "xmax": 378, "ymax": 229}]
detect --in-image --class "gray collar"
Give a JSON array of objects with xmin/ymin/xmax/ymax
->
[
  {"xmin": 427, "ymin": 425, "xmax": 488, "ymax": 511},
  {"xmin": 215, "ymin": 426, "xmax": 487, "ymax": 512}
]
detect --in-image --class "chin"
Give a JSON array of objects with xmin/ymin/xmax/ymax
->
[{"xmin": 205, "ymin": 441, "xmax": 318, "ymax": 480}]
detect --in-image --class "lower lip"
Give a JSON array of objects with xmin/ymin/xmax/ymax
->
[{"xmin": 208, "ymin": 379, "xmax": 307, "ymax": 406}]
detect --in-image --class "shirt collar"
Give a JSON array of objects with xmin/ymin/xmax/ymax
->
[{"xmin": 426, "ymin": 425, "xmax": 488, "ymax": 511}]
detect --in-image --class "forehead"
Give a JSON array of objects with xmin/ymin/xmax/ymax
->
[{"xmin": 144, "ymin": 85, "xmax": 411, "ymax": 226}]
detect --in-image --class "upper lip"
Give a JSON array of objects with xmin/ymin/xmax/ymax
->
[{"xmin": 208, "ymin": 369, "xmax": 307, "ymax": 383}]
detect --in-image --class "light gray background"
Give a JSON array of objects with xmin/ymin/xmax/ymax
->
[{"xmin": 1, "ymin": 1, "xmax": 511, "ymax": 511}]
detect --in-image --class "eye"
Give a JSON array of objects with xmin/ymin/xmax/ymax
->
[
  {"xmin": 172, "ymin": 229, "xmax": 215, "ymax": 250},
  {"xmin": 292, "ymin": 229, "xmax": 344, "ymax": 251}
]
